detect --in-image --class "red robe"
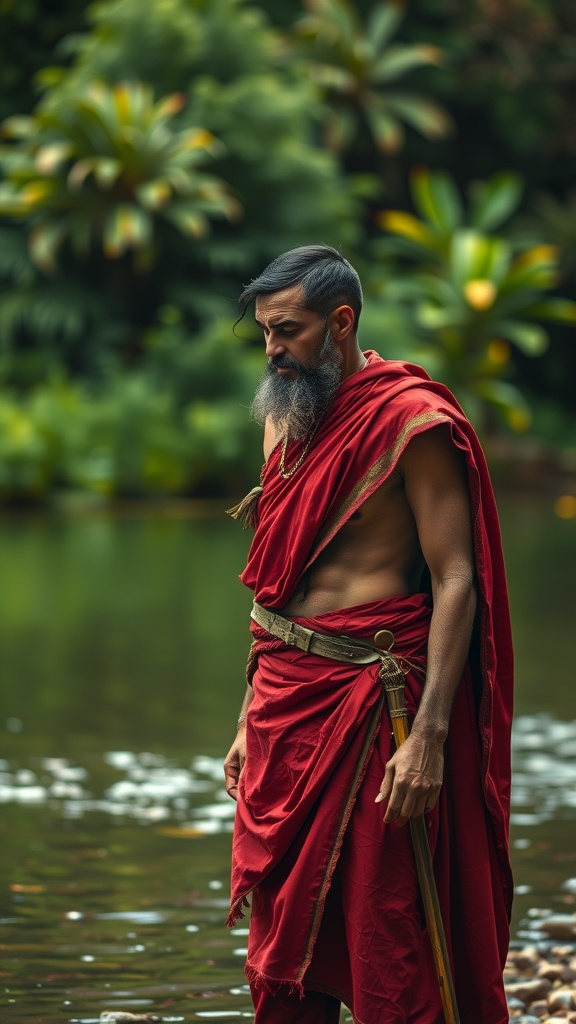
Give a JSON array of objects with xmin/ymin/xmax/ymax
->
[{"xmin": 230, "ymin": 353, "xmax": 513, "ymax": 1024}]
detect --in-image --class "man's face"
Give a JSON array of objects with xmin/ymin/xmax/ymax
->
[{"xmin": 251, "ymin": 285, "xmax": 343, "ymax": 440}]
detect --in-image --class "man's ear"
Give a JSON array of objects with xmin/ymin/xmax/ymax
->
[{"xmin": 328, "ymin": 304, "xmax": 355, "ymax": 341}]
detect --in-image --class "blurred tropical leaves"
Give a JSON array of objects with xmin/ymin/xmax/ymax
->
[
  {"xmin": 0, "ymin": 223, "xmax": 129, "ymax": 387},
  {"xmin": 517, "ymin": 190, "xmax": 576, "ymax": 284},
  {"xmin": 375, "ymin": 168, "xmax": 576, "ymax": 430},
  {"xmin": 0, "ymin": 81, "xmax": 237, "ymax": 272},
  {"xmin": 0, "ymin": 0, "xmax": 575, "ymax": 499},
  {"xmin": 0, "ymin": 321, "xmax": 261, "ymax": 502},
  {"xmin": 0, "ymin": 0, "xmax": 359, "ymax": 397},
  {"xmin": 292, "ymin": 0, "xmax": 452, "ymax": 154},
  {"xmin": 0, "ymin": 378, "xmax": 258, "ymax": 501},
  {"xmin": 36, "ymin": 0, "xmax": 360, "ymax": 269}
]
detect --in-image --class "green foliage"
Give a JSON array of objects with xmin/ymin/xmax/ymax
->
[
  {"xmin": 527, "ymin": 397, "xmax": 576, "ymax": 461},
  {"xmin": 0, "ymin": 226, "xmax": 128, "ymax": 387},
  {"xmin": 292, "ymin": 0, "xmax": 452, "ymax": 155},
  {"xmin": 0, "ymin": 389, "xmax": 59, "ymax": 498},
  {"xmin": 37, "ymin": 0, "xmax": 359, "ymax": 269},
  {"xmin": 0, "ymin": 81, "xmax": 236, "ymax": 272},
  {"xmin": 1, "ymin": 0, "xmax": 576, "ymax": 497},
  {"xmin": 0, "ymin": 0, "xmax": 89, "ymax": 121},
  {"xmin": 0, "ymin": 320, "xmax": 262, "ymax": 502},
  {"xmin": 57, "ymin": 376, "xmax": 255, "ymax": 499},
  {"xmin": 188, "ymin": 73, "xmax": 359, "ymax": 267},
  {"xmin": 396, "ymin": 0, "xmax": 576, "ymax": 186},
  {"xmin": 518, "ymin": 190, "xmax": 576, "ymax": 283},
  {"xmin": 143, "ymin": 316, "xmax": 261, "ymax": 409},
  {"xmin": 0, "ymin": 0, "xmax": 358, "ymax": 392},
  {"xmin": 44, "ymin": 0, "xmax": 275, "ymax": 95},
  {"xmin": 374, "ymin": 168, "xmax": 576, "ymax": 431}
]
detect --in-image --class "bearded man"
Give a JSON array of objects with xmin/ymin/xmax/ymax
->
[{"xmin": 224, "ymin": 245, "xmax": 513, "ymax": 1024}]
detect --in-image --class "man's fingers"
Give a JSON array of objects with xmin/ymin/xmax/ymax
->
[
  {"xmin": 224, "ymin": 759, "xmax": 240, "ymax": 798},
  {"xmin": 384, "ymin": 782, "xmax": 414, "ymax": 824},
  {"xmin": 376, "ymin": 732, "xmax": 443, "ymax": 822},
  {"xmin": 382, "ymin": 775, "xmax": 440, "ymax": 824},
  {"xmin": 374, "ymin": 759, "xmax": 395, "ymax": 804},
  {"xmin": 424, "ymin": 791, "xmax": 439, "ymax": 814},
  {"xmin": 224, "ymin": 747, "xmax": 248, "ymax": 799},
  {"xmin": 224, "ymin": 772, "xmax": 238, "ymax": 797},
  {"xmin": 410, "ymin": 794, "xmax": 429, "ymax": 820}
]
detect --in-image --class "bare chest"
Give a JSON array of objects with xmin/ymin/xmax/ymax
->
[{"xmin": 282, "ymin": 472, "xmax": 425, "ymax": 614}]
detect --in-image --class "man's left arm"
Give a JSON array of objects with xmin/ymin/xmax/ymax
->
[{"xmin": 376, "ymin": 424, "xmax": 477, "ymax": 825}]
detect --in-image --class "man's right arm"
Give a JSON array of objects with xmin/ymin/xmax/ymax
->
[
  {"xmin": 225, "ymin": 418, "xmax": 268, "ymax": 801},
  {"xmin": 223, "ymin": 685, "xmax": 253, "ymax": 801}
]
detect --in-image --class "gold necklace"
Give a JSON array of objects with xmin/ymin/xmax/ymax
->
[{"xmin": 278, "ymin": 423, "xmax": 319, "ymax": 479}]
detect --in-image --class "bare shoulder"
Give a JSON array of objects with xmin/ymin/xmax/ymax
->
[
  {"xmin": 398, "ymin": 423, "xmax": 474, "ymax": 572},
  {"xmin": 398, "ymin": 422, "xmax": 467, "ymax": 487}
]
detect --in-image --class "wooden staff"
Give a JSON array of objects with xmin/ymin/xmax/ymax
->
[{"xmin": 375, "ymin": 631, "xmax": 461, "ymax": 1024}]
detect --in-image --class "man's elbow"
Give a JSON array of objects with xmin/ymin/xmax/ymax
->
[{"xmin": 433, "ymin": 568, "xmax": 477, "ymax": 611}]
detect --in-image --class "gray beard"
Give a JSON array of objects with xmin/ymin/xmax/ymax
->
[{"xmin": 250, "ymin": 329, "xmax": 343, "ymax": 440}]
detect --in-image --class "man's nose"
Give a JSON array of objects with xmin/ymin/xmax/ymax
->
[{"xmin": 264, "ymin": 333, "xmax": 286, "ymax": 358}]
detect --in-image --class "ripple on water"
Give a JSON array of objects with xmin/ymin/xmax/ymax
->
[
  {"xmin": 511, "ymin": 714, "xmax": 576, "ymax": 824},
  {"xmin": 2, "ymin": 720, "xmax": 575, "ymax": 829},
  {"xmin": 0, "ymin": 751, "xmax": 234, "ymax": 833},
  {"xmin": 1, "ymin": 722, "xmax": 575, "ymax": 1023}
]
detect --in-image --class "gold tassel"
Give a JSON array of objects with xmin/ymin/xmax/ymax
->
[{"xmin": 226, "ymin": 485, "xmax": 263, "ymax": 529}]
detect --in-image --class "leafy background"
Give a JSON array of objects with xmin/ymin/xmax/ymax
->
[{"xmin": 0, "ymin": 0, "xmax": 575, "ymax": 501}]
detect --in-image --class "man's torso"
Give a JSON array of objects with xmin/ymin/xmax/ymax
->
[{"xmin": 264, "ymin": 421, "xmax": 427, "ymax": 617}]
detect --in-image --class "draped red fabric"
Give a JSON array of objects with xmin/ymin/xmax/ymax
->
[{"xmin": 230, "ymin": 353, "xmax": 513, "ymax": 1023}]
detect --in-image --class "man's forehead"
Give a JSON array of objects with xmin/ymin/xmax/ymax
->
[{"xmin": 255, "ymin": 285, "xmax": 314, "ymax": 323}]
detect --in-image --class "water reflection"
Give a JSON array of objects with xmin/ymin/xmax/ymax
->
[
  {"xmin": 0, "ymin": 496, "xmax": 575, "ymax": 1022},
  {"xmin": 0, "ymin": 753, "xmax": 233, "ymax": 831},
  {"xmin": 1, "ymin": 717, "xmax": 575, "ymax": 1020},
  {"xmin": 2, "ymin": 715, "xmax": 576, "ymax": 829}
]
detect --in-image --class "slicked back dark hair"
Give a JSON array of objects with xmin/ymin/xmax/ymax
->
[{"xmin": 238, "ymin": 245, "xmax": 362, "ymax": 329}]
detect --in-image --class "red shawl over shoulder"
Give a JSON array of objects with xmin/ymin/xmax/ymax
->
[{"xmin": 230, "ymin": 353, "xmax": 513, "ymax": 1024}]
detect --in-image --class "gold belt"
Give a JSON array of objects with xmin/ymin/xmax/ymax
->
[{"xmin": 251, "ymin": 601, "xmax": 395, "ymax": 665}]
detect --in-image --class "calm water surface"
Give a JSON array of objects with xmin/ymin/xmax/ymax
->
[{"xmin": 0, "ymin": 494, "xmax": 575, "ymax": 1022}]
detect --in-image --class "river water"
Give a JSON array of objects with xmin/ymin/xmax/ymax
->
[{"xmin": 0, "ymin": 493, "xmax": 575, "ymax": 1022}]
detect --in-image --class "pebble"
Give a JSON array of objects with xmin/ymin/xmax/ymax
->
[
  {"xmin": 538, "ymin": 961, "xmax": 568, "ymax": 982},
  {"xmin": 506, "ymin": 979, "xmax": 552, "ymax": 1003},
  {"xmin": 505, "ymin": 927, "xmax": 576, "ymax": 1020},
  {"xmin": 509, "ymin": 947, "xmax": 541, "ymax": 972},
  {"xmin": 536, "ymin": 916, "xmax": 576, "ymax": 941},
  {"xmin": 527, "ymin": 1001, "xmax": 549, "ymax": 1017},
  {"xmin": 548, "ymin": 990, "xmax": 576, "ymax": 1012}
]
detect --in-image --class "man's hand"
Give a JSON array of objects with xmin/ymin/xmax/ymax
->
[
  {"xmin": 224, "ymin": 727, "xmax": 247, "ymax": 802},
  {"xmin": 375, "ymin": 731, "xmax": 444, "ymax": 825}
]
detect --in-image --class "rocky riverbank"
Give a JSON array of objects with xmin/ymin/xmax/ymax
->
[{"xmin": 506, "ymin": 913, "xmax": 576, "ymax": 1021}]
